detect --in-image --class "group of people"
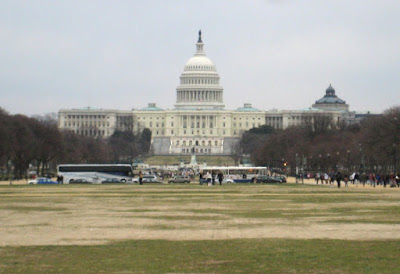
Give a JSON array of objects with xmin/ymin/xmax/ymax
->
[
  {"xmin": 199, "ymin": 171, "xmax": 224, "ymax": 185},
  {"xmin": 303, "ymin": 172, "xmax": 400, "ymax": 188}
]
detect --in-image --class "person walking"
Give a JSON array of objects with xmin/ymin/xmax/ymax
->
[
  {"xmin": 139, "ymin": 171, "xmax": 143, "ymax": 185},
  {"xmin": 211, "ymin": 171, "xmax": 216, "ymax": 185},
  {"xmin": 324, "ymin": 173, "xmax": 329, "ymax": 185},
  {"xmin": 360, "ymin": 173, "xmax": 366, "ymax": 187},
  {"xmin": 330, "ymin": 172, "xmax": 336, "ymax": 186},
  {"xmin": 370, "ymin": 173, "xmax": 376, "ymax": 188},
  {"xmin": 336, "ymin": 172, "xmax": 342, "ymax": 188},
  {"xmin": 354, "ymin": 172, "xmax": 360, "ymax": 187},
  {"xmin": 315, "ymin": 173, "xmax": 320, "ymax": 184},
  {"xmin": 344, "ymin": 173, "xmax": 349, "ymax": 187},
  {"xmin": 217, "ymin": 171, "xmax": 224, "ymax": 185},
  {"xmin": 384, "ymin": 174, "xmax": 390, "ymax": 188}
]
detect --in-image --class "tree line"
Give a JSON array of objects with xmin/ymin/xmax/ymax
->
[
  {"xmin": 0, "ymin": 108, "xmax": 151, "ymax": 180},
  {"xmin": 240, "ymin": 106, "xmax": 400, "ymax": 175}
]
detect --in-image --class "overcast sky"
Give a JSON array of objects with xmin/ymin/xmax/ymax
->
[{"xmin": 1, "ymin": 0, "xmax": 399, "ymax": 116}]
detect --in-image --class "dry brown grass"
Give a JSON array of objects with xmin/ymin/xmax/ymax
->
[{"xmin": 1, "ymin": 183, "xmax": 400, "ymax": 246}]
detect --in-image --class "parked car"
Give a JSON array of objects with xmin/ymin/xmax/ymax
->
[
  {"xmin": 255, "ymin": 175, "xmax": 285, "ymax": 184},
  {"xmin": 28, "ymin": 177, "xmax": 58, "ymax": 185},
  {"xmin": 274, "ymin": 175, "xmax": 287, "ymax": 183},
  {"xmin": 132, "ymin": 174, "xmax": 161, "ymax": 184},
  {"xmin": 69, "ymin": 178, "xmax": 90, "ymax": 184},
  {"xmin": 199, "ymin": 178, "xmax": 234, "ymax": 185},
  {"xmin": 101, "ymin": 178, "xmax": 123, "ymax": 184},
  {"xmin": 168, "ymin": 175, "xmax": 191, "ymax": 184}
]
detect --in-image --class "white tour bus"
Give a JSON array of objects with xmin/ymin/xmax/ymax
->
[
  {"xmin": 200, "ymin": 166, "xmax": 268, "ymax": 183},
  {"xmin": 57, "ymin": 164, "xmax": 134, "ymax": 184}
]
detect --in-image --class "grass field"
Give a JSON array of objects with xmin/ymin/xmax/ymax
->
[{"xmin": 1, "ymin": 182, "xmax": 400, "ymax": 273}]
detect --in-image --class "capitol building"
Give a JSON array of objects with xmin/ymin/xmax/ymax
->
[{"xmin": 59, "ymin": 31, "xmax": 355, "ymax": 155}]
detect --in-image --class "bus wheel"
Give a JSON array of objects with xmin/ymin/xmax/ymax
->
[
  {"xmin": 69, "ymin": 179, "xmax": 74, "ymax": 183},
  {"xmin": 121, "ymin": 179, "xmax": 126, "ymax": 182}
]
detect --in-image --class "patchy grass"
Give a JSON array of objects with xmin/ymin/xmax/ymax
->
[
  {"xmin": 0, "ymin": 206, "xmax": 67, "ymax": 212},
  {"xmin": 0, "ymin": 239, "xmax": 399, "ymax": 273},
  {"xmin": 1, "ymin": 183, "xmax": 400, "ymax": 272}
]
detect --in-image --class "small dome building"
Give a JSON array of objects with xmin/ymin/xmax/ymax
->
[{"xmin": 312, "ymin": 84, "xmax": 349, "ymax": 111}]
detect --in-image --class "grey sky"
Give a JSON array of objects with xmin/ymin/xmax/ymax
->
[{"xmin": 1, "ymin": 0, "xmax": 399, "ymax": 115}]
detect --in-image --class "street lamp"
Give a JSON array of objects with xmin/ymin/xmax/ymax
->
[
  {"xmin": 295, "ymin": 153, "xmax": 299, "ymax": 183},
  {"xmin": 347, "ymin": 150, "xmax": 350, "ymax": 172},
  {"xmin": 335, "ymin": 152, "xmax": 340, "ymax": 171},
  {"xmin": 393, "ymin": 117, "xmax": 398, "ymax": 176},
  {"xmin": 393, "ymin": 143, "xmax": 397, "ymax": 176},
  {"xmin": 327, "ymin": 153, "xmax": 331, "ymax": 171},
  {"xmin": 319, "ymin": 154, "xmax": 322, "ymax": 172}
]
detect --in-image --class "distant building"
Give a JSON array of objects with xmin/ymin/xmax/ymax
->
[
  {"xmin": 58, "ymin": 31, "xmax": 358, "ymax": 155},
  {"xmin": 313, "ymin": 84, "xmax": 349, "ymax": 112},
  {"xmin": 58, "ymin": 107, "xmax": 131, "ymax": 138}
]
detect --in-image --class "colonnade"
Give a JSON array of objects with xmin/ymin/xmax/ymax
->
[
  {"xmin": 177, "ymin": 90, "xmax": 223, "ymax": 102},
  {"xmin": 179, "ymin": 115, "xmax": 217, "ymax": 129}
]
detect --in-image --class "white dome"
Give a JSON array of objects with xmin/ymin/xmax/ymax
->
[
  {"xmin": 175, "ymin": 31, "xmax": 224, "ymax": 110},
  {"xmin": 184, "ymin": 56, "xmax": 215, "ymax": 71}
]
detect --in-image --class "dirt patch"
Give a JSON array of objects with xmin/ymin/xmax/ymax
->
[{"xmin": 1, "ymin": 184, "xmax": 400, "ymax": 246}]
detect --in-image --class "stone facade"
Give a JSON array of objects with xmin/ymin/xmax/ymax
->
[
  {"xmin": 58, "ymin": 31, "xmax": 354, "ymax": 155},
  {"xmin": 58, "ymin": 107, "xmax": 132, "ymax": 138}
]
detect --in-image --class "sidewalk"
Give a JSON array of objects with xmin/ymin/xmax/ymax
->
[{"xmin": 288, "ymin": 177, "xmax": 400, "ymax": 189}]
